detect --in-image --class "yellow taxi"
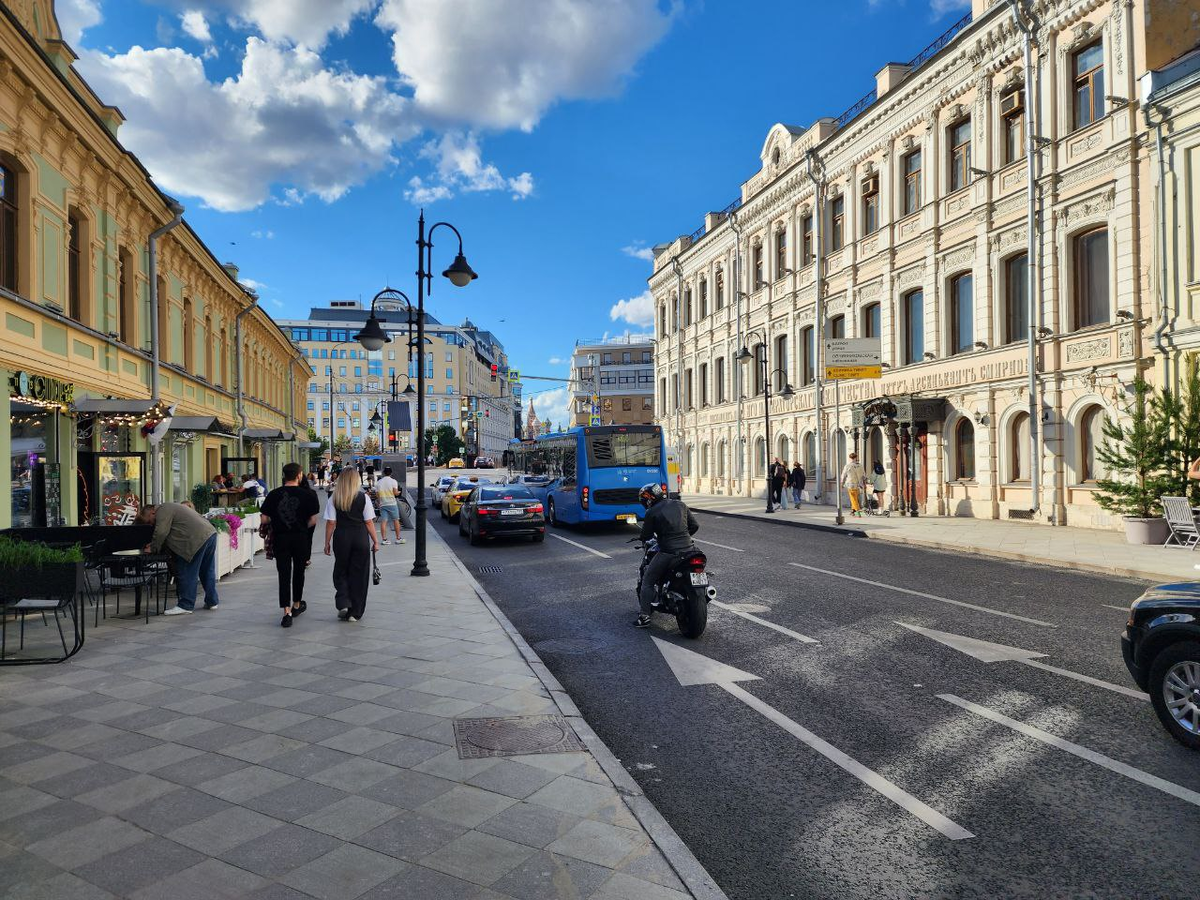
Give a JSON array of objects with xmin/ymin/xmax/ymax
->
[
  {"xmin": 441, "ymin": 477, "xmax": 486, "ymax": 521},
  {"xmin": 448, "ymin": 457, "xmax": 465, "ymax": 469}
]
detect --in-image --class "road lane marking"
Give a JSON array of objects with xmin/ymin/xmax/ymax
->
[
  {"xmin": 549, "ymin": 533, "xmax": 612, "ymax": 559},
  {"xmin": 790, "ymin": 563, "xmax": 1056, "ymax": 628},
  {"xmin": 938, "ymin": 693, "xmax": 1200, "ymax": 809},
  {"xmin": 694, "ymin": 539, "xmax": 745, "ymax": 553},
  {"xmin": 898, "ymin": 622, "xmax": 1145, "ymax": 700},
  {"xmin": 1102, "ymin": 604, "xmax": 1129, "ymax": 612},
  {"xmin": 711, "ymin": 600, "xmax": 819, "ymax": 644},
  {"xmin": 652, "ymin": 639, "xmax": 974, "ymax": 841}
]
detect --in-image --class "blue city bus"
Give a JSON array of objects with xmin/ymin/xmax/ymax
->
[{"xmin": 507, "ymin": 425, "xmax": 668, "ymax": 525}]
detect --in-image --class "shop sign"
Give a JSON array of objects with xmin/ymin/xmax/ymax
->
[
  {"xmin": 8, "ymin": 371, "xmax": 75, "ymax": 406},
  {"xmin": 103, "ymin": 491, "xmax": 141, "ymax": 526}
]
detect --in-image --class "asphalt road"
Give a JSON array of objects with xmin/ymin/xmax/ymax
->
[{"xmin": 424, "ymin": 473, "xmax": 1199, "ymax": 900}]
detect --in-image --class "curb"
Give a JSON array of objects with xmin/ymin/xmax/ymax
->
[
  {"xmin": 692, "ymin": 503, "xmax": 1162, "ymax": 584},
  {"xmin": 428, "ymin": 523, "xmax": 730, "ymax": 900}
]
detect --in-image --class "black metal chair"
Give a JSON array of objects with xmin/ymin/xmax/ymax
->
[
  {"xmin": 0, "ymin": 566, "xmax": 85, "ymax": 665},
  {"xmin": 96, "ymin": 553, "xmax": 172, "ymax": 623}
]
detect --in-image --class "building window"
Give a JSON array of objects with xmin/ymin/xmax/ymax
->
[
  {"xmin": 643, "ymin": 397, "xmax": 652, "ymax": 411},
  {"xmin": 948, "ymin": 119, "xmax": 972, "ymax": 192},
  {"xmin": 699, "ymin": 279, "xmax": 708, "ymax": 318},
  {"xmin": 830, "ymin": 196, "xmax": 844, "ymax": 252},
  {"xmin": 773, "ymin": 334, "xmax": 788, "ymax": 390},
  {"xmin": 862, "ymin": 175, "xmax": 879, "ymax": 236},
  {"xmin": 903, "ymin": 150, "xmax": 922, "ymax": 216},
  {"xmin": 801, "ymin": 215, "xmax": 814, "ymax": 266},
  {"xmin": 1011, "ymin": 412, "xmax": 1031, "ymax": 482},
  {"xmin": 182, "ymin": 297, "xmax": 194, "ymax": 371},
  {"xmin": 1080, "ymin": 405, "xmax": 1105, "ymax": 481},
  {"xmin": 1074, "ymin": 227, "xmax": 1109, "ymax": 329},
  {"xmin": 671, "ymin": 373, "xmax": 679, "ymax": 412},
  {"xmin": 118, "ymin": 247, "xmax": 135, "ymax": 344},
  {"xmin": 775, "ymin": 229, "xmax": 787, "ymax": 276},
  {"xmin": 659, "ymin": 303, "xmax": 667, "ymax": 335},
  {"xmin": 715, "ymin": 356, "xmax": 725, "ymax": 403},
  {"xmin": 684, "ymin": 368, "xmax": 694, "ymax": 409},
  {"xmin": 700, "ymin": 362, "xmax": 709, "ymax": 406},
  {"xmin": 955, "ymin": 418, "xmax": 975, "ymax": 480},
  {"xmin": 622, "ymin": 397, "xmax": 632, "ymax": 412},
  {"xmin": 1002, "ymin": 90, "xmax": 1025, "ymax": 164},
  {"xmin": 715, "ymin": 271, "xmax": 724, "ymax": 310},
  {"xmin": 0, "ymin": 163, "xmax": 17, "ymax": 293},
  {"xmin": 751, "ymin": 344, "xmax": 765, "ymax": 395},
  {"xmin": 67, "ymin": 210, "xmax": 83, "ymax": 322},
  {"xmin": 204, "ymin": 315, "xmax": 213, "ymax": 380},
  {"xmin": 829, "ymin": 315, "xmax": 845, "ymax": 340},
  {"xmin": 701, "ymin": 443, "xmax": 710, "ymax": 477},
  {"xmin": 1073, "ymin": 42, "xmax": 1105, "ymax": 129},
  {"xmin": 801, "ymin": 326, "xmax": 815, "ymax": 386},
  {"xmin": 903, "ymin": 289, "xmax": 924, "ymax": 365},
  {"xmin": 949, "ymin": 273, "xmax": 973, "ymax": 355},
  {"xmin": 1005, "ymin": 254, "xmax": 1028, "ymax": 344},
  {"xmin": 660, "ymin": 377, "xmax": 666, "ymax": 411},
  {"xmin": 753, "ymin": 243, "xmax": 763, "ymax": 287},
  {"xmin": 863, "ymin": 302, "xmax": 881, "ymax": 339},
  {"xmin": 642, "ymin": 350, "xmax": 652, "ymax": 363}
]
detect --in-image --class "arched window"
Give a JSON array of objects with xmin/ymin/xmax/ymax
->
[
  {"xmin": 118, "ymin": 247, "xmax": 135, "ymax": 344},
  {"xmin": 156, "ymin": 275, "xmax": 169, "ymax": 362},
  {"xmin": 955, "ymin": 418, "xmax": 975, "ymax": 480},
  {"xmin": 866, "ymin": 427, "xmax": 884, "ymax": 473},
  {"xmin": 700, "ymin": 443, "xmax": 710, "ymax": 477},
  {"xmin": 1010, "ymin": 412, "xmax": 1030, "ymax": 482},
  {"xmin": 216, "ymin": 327, "xmax": 226, "ymax": 387},
  {"xmin": 0, "ymin": 162, "xmax": 19, "ymax": 293},
  {"xmin": 717, "ymin": 440, "xmax": 726, "ymax": 477},
  {"xmin": 754, "ymin": 437, "xmax": 766, "ymax": 474},
  {"xmin": 804, "ymin": 432, "xmax": 816, "ymax": 471},
  {"xmin": 182, "ymin": 297, "xmax": 194, "ymax": 371},
  {"xmin": 204, "ymin": 315, "xmax": 213, "ymax": 381},
  {"xmin": 1080, "ymin": 405, "xmax": 1106, "ymax": 482}
]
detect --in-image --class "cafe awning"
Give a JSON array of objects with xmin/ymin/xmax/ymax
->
[
  {"xmin": 242, "ymin": 428, "xmax": 294, "ymax": 441},
  {"xmin": 168, "ymin": 416, "xmax": 235, "ymax": 437},
  {"xmin": 73, "ymin": 399, "xmax": 158, "ymax": 416}
]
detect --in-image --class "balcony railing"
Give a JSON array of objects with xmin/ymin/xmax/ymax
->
[
  {"xmin": 834, "ymin": 89, "xmax": 878, "ymax": 128},
  {"xmin": 908, "ymin": 11, "xmax": 972, "ymax": 70}
]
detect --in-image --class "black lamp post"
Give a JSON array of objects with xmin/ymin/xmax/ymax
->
[
  {"xmin": 354, "ymin": 213, "xmax": 477, "ymax": 577},
  {"xmin": 737, "ymin": 330, "xmax": 794, "ymax": 514}
]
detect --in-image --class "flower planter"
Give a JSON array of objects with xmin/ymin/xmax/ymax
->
[
  {"xmin": 0, "ymin": 562, "xmax": 83, "ymax": 602},
  {"xmin": 1123, "ymin": 516, "xmax": 1170, "ymax": 545}
]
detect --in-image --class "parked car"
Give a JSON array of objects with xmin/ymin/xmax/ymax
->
[
  {"xmin": 1122, "ymin": 580, "xmax": 1200, "ymax": 749},
  {"xmin": 440, "ymin": 477, "xmax": 494, "ymax": 521},
  {"xmin": 448, "ymin": 457, "xmax": 465, "ymax": 469},
  {"xmin": 475, "ymin": 457, "xmax": 495, "ymax": 469},
  {"xmin": 458, "ymin": 485, "xmax": 545, "ymax": 545},
  {"xmin": 430, "ymin": 476, "xmax": 456, "ymax": 507}
]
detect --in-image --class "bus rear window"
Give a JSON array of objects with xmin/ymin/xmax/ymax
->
[{"xmin": 586, "ymin": 433, "xmax": 661, "ymax": 468}]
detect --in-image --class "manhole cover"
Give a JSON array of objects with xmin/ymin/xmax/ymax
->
[
  {"xmin": 478, "ymin": 565, "xmax": 503, "ymax": 575},
  {"xmin": 533, "ymin": 637, "xmax": 607, "ymax": 655},
  {"xmin": 453, "ymin": 715, "xmax": 586, "ymax": 759}
]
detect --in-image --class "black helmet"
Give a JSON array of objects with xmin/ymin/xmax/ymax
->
[{"xmin": 638, "ymin": 482, "xmax": 666, "ymax": 509}]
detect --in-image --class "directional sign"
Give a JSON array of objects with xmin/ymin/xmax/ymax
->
[
  {"xmin": 824, "ymin": 337, "xmax": 881, "ymax": 380},
  {"xmin": 897, "ymin": 622, "xmax": 1147, "ymax": 700},
  {"xmin": 651, "ymin": 638, "xmax": 974, "ymax": 840}
]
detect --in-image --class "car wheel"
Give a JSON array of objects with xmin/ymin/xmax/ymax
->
[
  {"xmin": 548, "ymin": 499, "xmax": 559, "ymax": 528},
  {"xmin": 532, "ymin": 532, "xmax": 545, "ymax": 543},
  {"xmin": 1149, "ymin": 640, "xmax": 1200, "ymax": 750},
  {"xmin": 458, "ymin": 515, "xmax": 467, "ymax": 537},
  {"xmin": 469, "ymin": 523, "xmax": 482, "ymax": 546}
]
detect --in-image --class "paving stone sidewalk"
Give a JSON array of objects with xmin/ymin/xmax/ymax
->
[
  {"xmin": 689, "ymin": 490, "xmax": 1198, "ymax": 584},
  {"xmin": 0, "ymin": 526, "xmax": 717, "ymax": 899}
]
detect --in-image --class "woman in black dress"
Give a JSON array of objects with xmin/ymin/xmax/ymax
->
[{"xmin": 323, "ymin": 468, "xmax": 379, "ymax": 623}]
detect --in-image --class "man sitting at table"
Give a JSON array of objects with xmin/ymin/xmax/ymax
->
[{"xmin": 133, "ymin": 503, "xmax": 219, "ymax": 615}]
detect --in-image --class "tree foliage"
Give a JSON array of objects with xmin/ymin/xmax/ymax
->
[
  {"xmin": 332, "ymin": 435, "xmax": 353, "ymax": 456},
  {"xmin": 1156, "ymin": 364, "xmax": 1200, "ymax": 506},
  {"xmin": 306, "ymin": 427, "xmax": 329, "ymax": 469},
  {"xmin": 1095, "ymin": 379, "xmax": 1171, "ymax": 519},
  {"xmin": 424, "ymin": 425, "xmax": 463, "ymax": 465},
  {"xmin": 362, "ymin": 436, "xmax": 381, "ymax": 455}
]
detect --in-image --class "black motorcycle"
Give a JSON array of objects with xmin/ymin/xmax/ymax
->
[{"xmin": 635, "ymin": 537, "xmax": 715, "ymax": 638}]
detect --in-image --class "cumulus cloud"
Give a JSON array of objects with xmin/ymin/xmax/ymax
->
[
  {"xmin": 76, "ymin": 39, "xmax": 417, "ymax": 211},
  {"xmin": 548, "ymin": 357, "xmax": 565, "ymax": 365},
  {"xmin": 180, "ymin": 9, "xmax": 212, "ymax": 42},
  {"xmin": 250, "ymin": 229, "xmax": 275, "ymax": 239},
  {"xmin": 532, "ymin": 387, "xmax": 571, "ymax": 432},
  {"xmin": 376, "ymin": 0, "xmax": 673, "ymax": 130},
  {"xmin": 930, "ymin": 0, "xmax": 970, "ymax": 14},
  {"xmin": 238, "ymin": 277, "xmax": 268, "ymax": 292},
  {"xmin": 621, "ymin": 242, "xmax": 655, "ymax": 262},
  {"xmin": 162, "ymin": 0, "xmax": 377, "ymax": 48},
  {"xmin": 56, "ymin": 0, "xmax": 102, "ymax": 45},
  {"xmin": 404, "ymin": 131, "xmax": 533, "ymax": 205},
  {"xmin": 609, "ymin": 289, "xmax": 654, "ymax": 328}
]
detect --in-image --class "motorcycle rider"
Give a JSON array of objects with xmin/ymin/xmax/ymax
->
[{"xmin": 635, "ymin": 482, "xmax": 700, "ymax": 628}]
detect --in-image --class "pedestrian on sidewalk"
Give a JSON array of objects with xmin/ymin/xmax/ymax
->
[
  {"xmin": 840, "ymin": 452, "xmax": 867, "ymax": 517},
  {"xmin": 374, "ymin": 466, "xmax": 406, "ymax": 545},
  {"xmin": 778, "ymin": 460, "xmax": 791, "ymax": 509},
  {"xmin": 791, "ymin": 460, "xmax": 806, "ymax": 506},
  {"xmin": 261, "ymin": 463, "xmax": 321, "ymax": 628},
  {"xmin": 770, "ymin": 457, "xmax": 787, "ymax": 506},
  {"xmin": 323, "ymin": 468, "xmax": 379, "ymax": 623},
  {"xmin": 871, "ymin": 460, "xmax": 887, "ymax": 512},
  {"xmin": 134, "ymin": 502, "xmax": 219, "ymax": 615},
  {"xmin": 299, "ymin": 472, "xmax": 319, "ymax": 569}
]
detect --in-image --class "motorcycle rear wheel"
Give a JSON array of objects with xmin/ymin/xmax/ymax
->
[{"xmin": 676, "ymin": 588, "xmax": 708, "ymax": 639}]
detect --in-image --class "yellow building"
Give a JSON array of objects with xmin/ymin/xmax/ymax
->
[{"xmin": 1, "ymin": 0, "xmax": 310, "ymax": 528}]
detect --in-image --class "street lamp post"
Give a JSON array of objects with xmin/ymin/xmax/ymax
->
[
  {"xmin": 354, "ymin": 213, "xmax": 477, "ymax": 578},
  {"xmin": 737, "ymin": 328, "xmax": 794, "ymax": 514}
]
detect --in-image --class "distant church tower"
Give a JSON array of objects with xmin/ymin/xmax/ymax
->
[{"xmin": 524, "ymin": 400, "xmax": 539, "ymax": 440}]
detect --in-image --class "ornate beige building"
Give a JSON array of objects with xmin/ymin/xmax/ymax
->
[{"xmin": 651, "ymin": 0, "xmax": 1199, "ymax": 527}]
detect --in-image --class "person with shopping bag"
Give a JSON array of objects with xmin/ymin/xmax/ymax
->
[{"xmin": 323, "ymin": 468, "xmax": 379, "ymax": 623}]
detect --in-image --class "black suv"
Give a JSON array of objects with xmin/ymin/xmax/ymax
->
[{"xmin": 1123, "ymin": 581, "xmax": 1200, "ymax": 750}]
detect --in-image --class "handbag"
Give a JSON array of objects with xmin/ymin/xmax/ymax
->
[{"xmin": 372, "ymin": 548, "xmax": 382, "ymax": 586}]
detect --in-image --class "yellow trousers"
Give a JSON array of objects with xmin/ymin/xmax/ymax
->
[{"xmin": 848, "ymin": 487, "xmax": 862, "ymax": 512}]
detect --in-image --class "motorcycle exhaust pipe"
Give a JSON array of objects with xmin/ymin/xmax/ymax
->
[{"xmin": 705, "ymin": 586, "xmax": 717, "ymax": 601}]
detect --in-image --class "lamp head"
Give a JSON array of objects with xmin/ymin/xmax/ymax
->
[
  {"xmin": 370, "ymin": 410, "xmax": 383, "ymax": 427},
  {"xmin": 401, "ymin": 383, "xmax": 416, "ymax": 396},
  {"xmin": 443, "ymin": 253, "xmax": 478, "ymax": 287},
  {"xmin": 735, "ymin": 346, "xmax": 752, "ymax": 362},
  {"xmin": 780, "ymin": 383, "xmax": 795, "ymax": 399},
  {"xmin": 354, "ymin": 314, "xmax": 391, "ymax": 352}
]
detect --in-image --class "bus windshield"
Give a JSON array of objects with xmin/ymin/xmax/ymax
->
[{"xmin": 585, "ymin": 432, "xmax": 661, "ymax": 469}]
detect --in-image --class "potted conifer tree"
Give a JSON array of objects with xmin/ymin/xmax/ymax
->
[{"xmin": 1095, "ymin": 379, "xmax": 1171, "ymax": 544}]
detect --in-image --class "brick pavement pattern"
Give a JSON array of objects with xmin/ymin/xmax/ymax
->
[{"xmin": 0, "ymin": 533, "xmax": 695, "ymax": 899}]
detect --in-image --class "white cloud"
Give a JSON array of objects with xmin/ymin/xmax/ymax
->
[
  {"xmin": 548, "ymin": 357, "xmax": 565, "ymax": 365},
  {"xmin": 238, "ymin": 278, "xmax": 268, "ymax": 292},
  {"xmin": 404, "ymin": 131, "xmax": 533, "ymax": 205},
  {"xmin": 532, "ymin": 387, "xmax": 571, "ymax": 432},
  {"xmin": 930, "ymin": 0, "xmax": 970, "ymax": 14},
  {"xmin": 168, "ymin": 0, "xmax": 377, "ymax": 48},
  {"xmin": 250, "ymin": 229, "xmax": 275, "ymax": 239},
  {"xmin": 609, "ymin": 289, "xmax": 654, "ymax": 328},
  {"xmin": 376, "ymin": 0, "xmax": 673, "ymax": 131},
  {"xmin": 76, "ymin": 39, "xmax": 417, "ymax": 212},
  {"xmin": 180, "ymin": 9, "xmax": 212, "ymax": 42},
  {"xmin": 56, "ymin": 0, "xmax": 102, "ymax": 45},
  {"xmin": 621, "ymin": 243, "xmax": 655, "ymax": 262}
]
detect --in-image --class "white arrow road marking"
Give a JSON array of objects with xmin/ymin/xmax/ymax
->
[
  {"xmin": 651, "ymin": 638, "xmax": 973, "ymax": 841},
  {"xmin": 897, "ymin": 622, "xmax": 1146, "ymax": 700},
  {"xmin": 548, "ymin": 534, "xmax": 612, "ymax": 559},
  {"xmin": 711, "ymin": 600, "xmax": 819, "ymax": 644},
  {"xmin": 1102, "ymin": 604, "xmax": 1130, "ymax": 612},
  {"xmin": 939, "ymin": 694, "xmax": 1200, "ymax": 809},
  {"xmin": 790, "ymin": 563, "xmax": 1055, "ymax": 628},
  {"xmin": 694, "ymin": 539, "xmax": 745, "ymax": 552}
]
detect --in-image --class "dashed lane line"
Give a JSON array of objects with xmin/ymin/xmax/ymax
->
[
  {"xmin": 789, "ymin": 562, "xmax": 1056, "ymax": 628},
  {"xmin": 939, "ymin": 693, "xmax": 1200, "ymax": 809},
  {"xmin": 549, "ymin": 533, "xmax": 613, "ymax": 560},
  {"xmin": 694, "ymin": 539, "xmax": 745, "ymax": 553}
]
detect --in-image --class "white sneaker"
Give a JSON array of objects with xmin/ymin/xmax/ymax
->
[
  {"xmin": 163, "ymin": 606, "xmax": 193, "ymax": 616},
  {"xmin": 381, "ymin": 539, "xmax": 390, "ymax": 545},
  {"xmin": 347, "ymin": 616, "xmax": 358, "ymax": 623},
  {"xmin": 398, "ymin": 538, "xmax": 407, "ymax": 544}
]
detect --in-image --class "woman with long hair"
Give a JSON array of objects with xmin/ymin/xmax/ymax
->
[{"xmin": 323, "ymin": 468, "xmax": 378, "ymax": 622}]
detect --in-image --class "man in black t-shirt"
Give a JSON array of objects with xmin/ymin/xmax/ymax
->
[{"xmin": 261, "ymin": 462, "xmax": 321, "ymax": 628}]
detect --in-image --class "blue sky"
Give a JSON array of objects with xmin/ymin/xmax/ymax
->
[{"xmin": 59, "ymin": 0, "xmax": 971, "ymax": 426}]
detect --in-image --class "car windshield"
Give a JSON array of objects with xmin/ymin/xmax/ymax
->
[
  {"xmin": 481, "ymin": 487, "xmax": 534, "ymax": 501},
  {"xmin": 585, "ymin": 431, "xmax": 662, "ymax": 468}
]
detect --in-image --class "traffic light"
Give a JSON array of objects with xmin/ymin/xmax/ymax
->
[{"xmin": 490, "ymin": 364, "xmax": 498, "ymax": 382}]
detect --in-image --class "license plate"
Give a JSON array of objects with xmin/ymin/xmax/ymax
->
[
  {"xmin": 689, "ymin": 572, "xmax": 709, "ymax": 585},
  {"xmin": 617, "ymin": 514, "xmax": 637, "ymax": 523},
  {"xmin": 501, "ymin": 509, "xmax": 524, "ymax": 516}
]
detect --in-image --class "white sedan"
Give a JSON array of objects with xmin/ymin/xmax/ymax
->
[{"xmin": 430, "ymin": 475, "xmax": 457, "ymax": 507}]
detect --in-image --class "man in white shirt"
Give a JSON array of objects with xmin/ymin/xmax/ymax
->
[
  {"xmin": 242, "ymin": 473, "xmax": 265, "ymax": 507},
  {"xmin": 373, "ymin": 467, "xmax": 405, "ymax": 546}
]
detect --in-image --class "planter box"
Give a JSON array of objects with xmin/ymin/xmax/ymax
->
[
  {"xmin": 1123, "ymin": 517, "xmax": 1170, "ymax": 545},
  {"xmin": 0, "ymin": 562, "xmax": 84, "ymax": 603}
]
